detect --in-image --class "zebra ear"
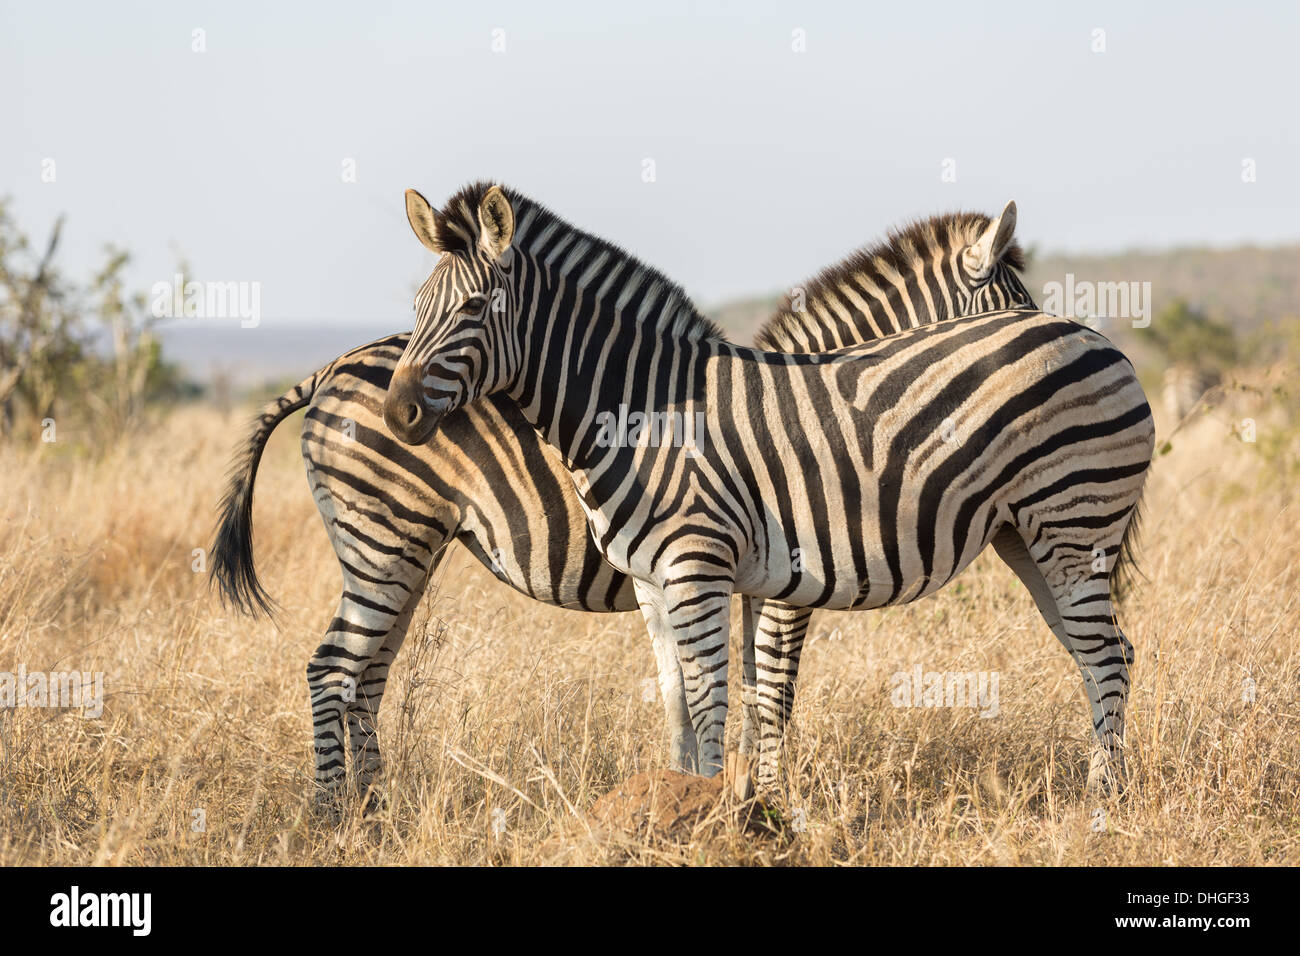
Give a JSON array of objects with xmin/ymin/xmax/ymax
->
[
  {"xmin": 477, "ymin": 186, "xmax": 515, "ymax": 259},
  {"xmin": 964, "ymin": 200, "xmax": 1018, "ymax": 277},
  {"xmin": 405, "ymin": 188, "xmax": 444, "ymax": 255}
]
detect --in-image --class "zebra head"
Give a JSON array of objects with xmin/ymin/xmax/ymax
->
[
  {"xmin": 961, "ymin": 201, "xmax": 1034, "ymax": 312},
  {"xmin": 385, "ymin": 185, "xmax": 518, "ymax": 444},
  {"xmin": 753, "ymin": 201, "xmax": 1035, "ymax": 354}
]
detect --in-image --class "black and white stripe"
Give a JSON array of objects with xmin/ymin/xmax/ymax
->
[{"xmin": 385, "ymin": 183, "xmax": 1154, "ymax": 793}]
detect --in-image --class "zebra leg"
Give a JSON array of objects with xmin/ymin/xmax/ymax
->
[
  {"xmin": 640, "ymin": 587, "xmax": 699, "ymax": 772},
  {"xmin": 308, "ymin": 562, "xmax": 433, "ymax": 816},
  {"xmin": 739, "ymin": 596, "xmax": 761, "ymax": 758},
  {"xmin": 346, "ymin": 548, "xmax": 447, "ymax": 805},
  {"xmin": 991, "ymin": 525, "xmax": 1131, "ymax": 793},
  {"xmin": 636, "ymin": 577, "xmax": 733, "ymax": 777},
  {"xmin": 752, "ymin": 601, "xmax": 813, "ymax": 789},
  {"xmin": 345, "ymin": 563, "xmax": 439, "ymax": 809}
]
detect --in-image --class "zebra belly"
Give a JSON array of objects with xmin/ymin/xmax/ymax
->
[
  {"xmin": 454, "ymin": 514, "xmax": 637, "ymax": 613},
  {"xmin": 732, "ymin": 506, "xmax": 1000, "ymax": 612}
]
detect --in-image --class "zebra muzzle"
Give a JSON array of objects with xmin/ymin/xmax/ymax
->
[{"xmin": 384, "ymin": 368, "xmax": 447, "ymax": 445}]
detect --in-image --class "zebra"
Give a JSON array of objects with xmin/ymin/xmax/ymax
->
[
  {"xmin": 383, "ymin": 182, "xmax": 1154, "ymax": 793},
  {"xmin": 210, "ymin": 200, "xmax": 1034, "ymax": 805}
]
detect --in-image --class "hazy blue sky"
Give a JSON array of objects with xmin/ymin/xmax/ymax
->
[{"xmin": 2, "ymin": 0, "xmax": 1297, "ymax": 331}]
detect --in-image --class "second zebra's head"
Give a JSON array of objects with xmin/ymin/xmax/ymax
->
[
  {"xmin": 385, "ymin": 184, "xmax": 520, "ymax": 445},
  {"xmin": 957, "ymin": 200, "xmax": 1033, "ymax": 312}
]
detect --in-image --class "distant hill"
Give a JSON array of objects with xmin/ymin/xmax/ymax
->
[
  {"xmin": 1024, "ymin": 244, "xmax": 1300, "ymax": 335},
  {"xmin": 705, "ymin": 293, "xmax": 784, "ymax": 344},
  {"xmin": 155, "ymin": 324, "xmax": 404, "ymax": 392}
]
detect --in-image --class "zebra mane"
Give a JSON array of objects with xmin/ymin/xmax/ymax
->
[
  {"xmin": 753, "ymin": 211, "xmax": 1027, "ymax": 351},
  {"xmin": 435, "ymin": 181, "xmax": 727, "ymax": 343}
]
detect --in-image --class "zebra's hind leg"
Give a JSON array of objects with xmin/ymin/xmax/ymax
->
[
  {"xmin": 635, "ymin": 576, "xmax": 734, "ymax": 778},
  {"xmin": 308, "ymin": 561, "xmax": 434, "ymax": 819},
  {"xmin": 345, "ymin": 595, "xmax": 424, "ymax": 813},
  {"xmin": 640, "ymin": 588, "xmax": 699, "ymax": 772},
  {"xmin": 991, "ymin": 525, "xmax": 1132, "ymax": 794},
  {"xmin": 751, "ymin": 600, "xmax": 813, "ymax": 789}
]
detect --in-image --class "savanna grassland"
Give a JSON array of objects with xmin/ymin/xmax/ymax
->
[{"xmin": 1, "ymin": 369, "xmax": 1298, "ymax": 866}]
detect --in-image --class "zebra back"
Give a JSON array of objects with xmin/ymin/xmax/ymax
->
[{"xmin": 754, "ymin": 205, "xmax": 1033, "ymax": 353}]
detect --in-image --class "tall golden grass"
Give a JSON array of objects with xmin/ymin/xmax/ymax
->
[{"xmin": 1, "ymin": 375, "xmax": 1297, "ymax": 866}]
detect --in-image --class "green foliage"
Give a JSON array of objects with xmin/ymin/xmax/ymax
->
[
  {"xmin": 1243, "ymin": 315, "xmax": 1300, "ymax": 367},
  {"xmin": 1146, "ymin": 299, "xmax": 1239, "ymax": 372},
  {"xmin": 0, "ymin": 199, "xmax": 188, "ymax": 443}
]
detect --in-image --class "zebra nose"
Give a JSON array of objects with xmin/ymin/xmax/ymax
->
[
  {"xmin": 399, "ymin": 398, "xmax": 422, "ymax": 429},
  {"xmin": 384, "ymin": 368, "xmax": 435, "ymax": 444}
]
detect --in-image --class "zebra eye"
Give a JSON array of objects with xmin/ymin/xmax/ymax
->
[{"xmin": 459, "ymin": 297, "xmax": 487, "ymax": 317}]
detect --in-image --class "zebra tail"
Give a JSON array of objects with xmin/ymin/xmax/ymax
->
[
  {"xmin": 208, "ymin": 371, "xmax": 319, "ymax": 618},
  {"xmin": 1110, "ymin": 482, "xmax": 1149, "ymax": 605}
]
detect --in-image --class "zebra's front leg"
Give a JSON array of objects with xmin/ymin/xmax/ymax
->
[
  {"xmin": 640, "ymin": 586, "xmax": 698, "ymax": 772},
  {"xmin": 753, "ymin": 601, "xmax": 813, "ymax": 788},
  {"xmin": 739, "ymin": 596, "xmax": 762, "ymax": 758},
  {"xmin": 636, "ymin": 577, "xmax": 733, "ymax": 777}
]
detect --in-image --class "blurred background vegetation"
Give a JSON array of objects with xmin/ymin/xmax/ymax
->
[{"xmin": 0, "ymin": 201, "xmax": 197, "ymax": 446}]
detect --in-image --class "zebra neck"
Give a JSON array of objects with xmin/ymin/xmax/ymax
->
[{"xmin": 505, "ymin": 265, "xmax": 714, "ymax": 472}]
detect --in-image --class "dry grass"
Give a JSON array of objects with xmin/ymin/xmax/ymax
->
[{"xmin": 1, "ymin": 379, "xmax": 1298, "ymax": 866}]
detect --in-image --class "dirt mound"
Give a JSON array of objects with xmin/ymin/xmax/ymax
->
[{"xmin": 589, "ymin": 753, "xmax": 769, "ymax": 838}]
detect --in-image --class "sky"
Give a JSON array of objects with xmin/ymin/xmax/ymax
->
[{"xmin": 2, "ymin": 0, "xmax": 1297, "ymax": 333}]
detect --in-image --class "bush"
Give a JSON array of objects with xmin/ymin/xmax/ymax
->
[{"xmin": 0, "ymin": 200, "xmax": 187, "ymax": 444}]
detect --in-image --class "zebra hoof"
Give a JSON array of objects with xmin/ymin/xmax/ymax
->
[{"xmin": 669, "ymin": 736, "xmax": 699, "ymax": 775}]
